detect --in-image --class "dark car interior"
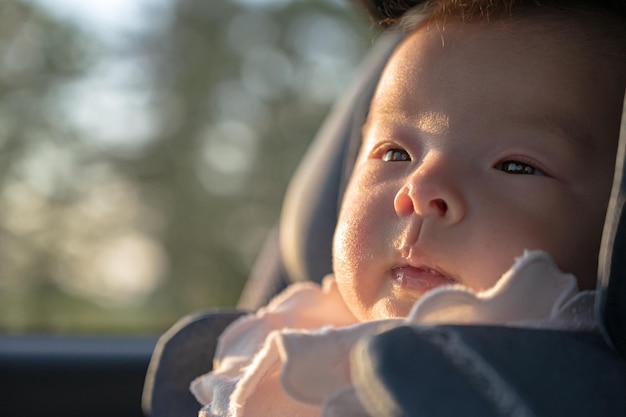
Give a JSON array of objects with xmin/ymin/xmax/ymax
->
[{"xmin": 2, "ymin": 1, "xmax": 626, "ymax": 416}]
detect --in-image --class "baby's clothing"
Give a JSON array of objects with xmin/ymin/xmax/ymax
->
[{"xmin": 190, "ymin": 251, "xmax": 597, "ymax": 417}]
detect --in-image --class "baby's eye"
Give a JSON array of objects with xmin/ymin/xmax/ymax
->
[
  {"xmin": 382, "ymin": 149, "xmax": 411, "ymax": 162},
  {"xmin": 496, "ymin": 160, "xmax": 545, "ymax": 176}
]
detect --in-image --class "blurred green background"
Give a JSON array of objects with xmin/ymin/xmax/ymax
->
[{"xmin": 0, "ymin": 0, "xmax": 373, "ymax": 333}]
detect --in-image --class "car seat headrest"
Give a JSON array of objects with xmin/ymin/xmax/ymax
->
[
  {"xmin": 279, "ymin": 32, "xmax": 403, "ymax": 284},
  {"xmin": 597, "ymin": 91, "xmax": 626, "ymax": 357}
]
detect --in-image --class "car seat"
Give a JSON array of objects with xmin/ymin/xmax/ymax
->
[
  {"xmin": 142, "ymin": 7, "xmax": 626, "ymax": 417},
  {"xmin": 141, "ymin": 30, "xmax": 404, "ymax": 417}
]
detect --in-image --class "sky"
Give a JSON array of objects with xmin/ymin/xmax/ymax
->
[
  {"xmin": 6, "ymin": 0, "xmax": 362, "ymax": 313},
  {"xmin": 22, "ymin": 0, "xmax": 174, "ymax": 152},
  {"xmin": 25, "ymin": 0, "xmax": 296, "ymax": 37},
  {"xmin": 25, "ymin": 0, "xmax": 168, "ymax": 39},
  {"xmin": 21, "ymin": 0, "xmax": 299, "ymax": 151}
]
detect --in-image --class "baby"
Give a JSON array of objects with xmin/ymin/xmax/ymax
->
[{"xmin": 192, "ymin": 1, "xmax": 626, "ymax": 416}]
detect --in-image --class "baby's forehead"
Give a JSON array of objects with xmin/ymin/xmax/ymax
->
[
  {"xmin": 363, "ymin": 20, "xmax": 623, "ymax": 156},
  {"xmin": 444, "ymin": 9, "xmax": 623, "ymax": 76}
]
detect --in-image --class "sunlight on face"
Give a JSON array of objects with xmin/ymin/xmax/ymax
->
[{"xmin": 333, "ymin": 20, "xmax": 623, "ymax": 321}]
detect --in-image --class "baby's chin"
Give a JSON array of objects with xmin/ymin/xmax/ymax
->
[{"xmin": 361, "ymin": 297, "xmax": 418, "ymax": 321}]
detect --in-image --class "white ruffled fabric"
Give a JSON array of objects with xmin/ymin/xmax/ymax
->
[{"xmin": 190, "ymin": 251, "xmax": 597, "ymax": 417}]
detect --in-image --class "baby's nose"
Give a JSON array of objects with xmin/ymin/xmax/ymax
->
[{"xmin": 393, "ymin": 161, "xmax": 465, "ymax": 223}]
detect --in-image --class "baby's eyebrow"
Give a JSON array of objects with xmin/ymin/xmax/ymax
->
[
  {"xmin": 521, "ymin": 108, "xmax": 594, "ymax": 153},
  {"xmin": 361, "ymin": 110, "xmax": 450, "ymax": 139}
]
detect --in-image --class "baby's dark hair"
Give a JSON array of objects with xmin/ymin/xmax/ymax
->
[{"xmin": 374, "ymin": 0, "xmax": 626, "ymax": 27}]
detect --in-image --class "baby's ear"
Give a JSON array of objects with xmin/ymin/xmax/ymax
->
[{"xmin": 597, "ymin": 90, "xmax": 626, "ymax": 357}]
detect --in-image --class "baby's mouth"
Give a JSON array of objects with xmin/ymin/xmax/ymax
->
[{"xmin": 392, "ymin": 265, "xmax": 457, "ymax": 293}]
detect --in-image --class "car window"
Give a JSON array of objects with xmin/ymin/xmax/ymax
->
[{"xmin": 0, "ymin": 0, "xmax": 370, "ymax": 334}]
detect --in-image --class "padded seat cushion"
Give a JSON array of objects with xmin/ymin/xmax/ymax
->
[{"xmin": 353, "ymin": 325, "xmax": 626, "ymax": 417}]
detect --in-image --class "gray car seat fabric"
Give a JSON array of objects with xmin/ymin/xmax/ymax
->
[
  {"xmin": 237, "ymin": 32, "xmax": 403, "ymax": 310},
  {"xmin": 278, "ymin": 32, "xmax": 403, "ymax": 285},
  {"xmin": 597, "ymin": 94, "xmax": 626, "ymax": 357},
  {"xmin": 142, "ymin": 34, "xmax": 402, "ymax": 417},
  {"xmin": 353, "ymin": 326, "xmax": 626, "ymax": 417},
  {"xmin": 142, "ymin": 310, "xmax": 244, "ymax": 417}
]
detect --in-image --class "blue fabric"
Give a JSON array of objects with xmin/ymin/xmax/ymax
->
[
  {"xmin": 142, "ymin": 310, "xmax": 244, "ymax": 417},
  {"xmin": 353, "ymin": 325, "xmax": 626, "ymax": 417}
]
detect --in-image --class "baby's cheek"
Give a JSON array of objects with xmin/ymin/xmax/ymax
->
[
  {"xmin": 334, "ymin": 191, "xmax": 378, "ymax": 262},
  {"xmin": 333, "ymin": 215, "xmax": 376, "ymax": 321}
]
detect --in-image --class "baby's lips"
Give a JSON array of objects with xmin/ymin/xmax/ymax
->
[{"xmin": 392, "ymin": 265, "xmax": 456, "ymax": 292}]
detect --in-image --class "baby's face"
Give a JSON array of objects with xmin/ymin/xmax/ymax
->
[{"xmin": 333, "ymin": 20, "xmax": 623, "ymax": 321}]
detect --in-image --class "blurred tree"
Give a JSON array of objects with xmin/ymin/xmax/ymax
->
[
  {"xmin": 0, "ymin": 0, "xmax": 99, "ymax": 330},
  {"xmin": 0, "ymin": 0, "xmax": 373, "ymax": 333},
  {"xmin": 115, "ymin": 0, "xmax": 373, "ymax": 316}
]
